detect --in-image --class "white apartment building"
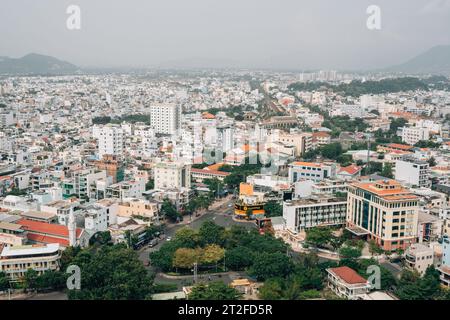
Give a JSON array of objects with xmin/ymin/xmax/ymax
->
[
  {"xmin": 330, "ymin": 104, "xmax": 365, "ymax": 119},
  {"xmin": 0, "ymin": 110, "xmax": 16, "ymax": 127},
  {"xmin": 0, "ymin": 243, "xmax": 61, "ymax": 280},
  {"xmin": 105, "ymin": 176, "xmax": 146, "ymax": 201},
  {"xmin": 41, "ymin": 199, "xmax": 79, "ymax": 226},
  {"xmin": 149, "ymin": 104, "xmax": 182, "ymax": 135},
  {"xmin": 154, "ymin": 161, "xmax": 191, "ymax": 190},
  {"xmin": 83, "ymin": 204, "xmax": 108, "ymax": 233},
  {"xmin": 288, "ymin": 161, "xmax": 336, "ymax": 183},
  {"xmin": 283, "ymin": 196, "xmax": 347, "ymax": 233},
  {"xmin": 404, "ymin": 243, "xmax": 434, "ymax": 275},
  {"xmin": 217, "ymin": 125, "xmax": 234, "ymax": 152},
  {"xmin": 93, "ymin": 125, "xmax": 124, "ymax": 158},
  {"xmin": 395, "ymin": 158, "xmax": 430, "ymax": 188},
  {"xmin": 400, "ymin": 126, "xmax": 430, "ymax": 145}
]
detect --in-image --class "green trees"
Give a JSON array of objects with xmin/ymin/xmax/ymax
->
[
  {"xmin": 305, "ymin": 227, "xmax": 333, "ymax": 248},
  {"xmin": 222, "ymin": 156, "xmax": 266, "ymax": 189},
  {"xmin": 68, "ymin": 244, "xmax": 153, "ymax": 300},
  {"xmin": 264, "ymin": 200, "xmax": 283, "ymax": 218},
  {"xmin": 289, "ymin": 77, "xmax": 429, "ymax": 97},
  {"xmin": 0, "ymin": 272, "xmax": 9, "ymax": 292},
  {"xmin": 380, "ymin": 163, "xmax": 394, "ymax": 178},
  {"xmin": 150, "ymin": 222, "xmax": 289, "ymax": 276},
  {"xmin": 188, "ymin": 281, "xmax": 242, "ymax": 300},
  {"xmin": 415, "ymin": 140, "xmax": 441, "ymax": 149},
  {"xmin": 173, "ymin": 248, "xmax": 203, "ymax": 269},
  {"xmin": 320, "ymin": 142, "xmax": 344, "ymax": 160},
  {"xmin": 258, "ymin": 253, "xmax": 325, "ymax": 300},
  {"xmin": 23, "ymin": 270, "xmax": 67, "ymax": 292},
  {"xmin": 149, "ymin": 241, "xmax": 179, "ymax": 272},
  {"xmin": 224, "ymin": 246, "xmax": 253, "ymax": 270},
  {"xmin": 395, "ymin": 266, "xmax": 442, "ymax": 300},
  {"xmin": 89, "ymin": 231, "xmax": 112, "ymax": 246},
  {"xmin": 428, "ymin": 156, "xmax": 437, "ymax": 167},
  {"xmin": 145, "ymin": 179, "xmax": 154, "ymax": 190},
  {"xmin": 258, "ymin": 278, "xmax": 284, "ymax": 299},
  {"xmin": 172, "ymin": 245, "xmax": 225, "ymax": 270},
  {"xmin": 204, "ymin": 178, "xmax": 224, "ymax": 198},
  {"xmin": 151, "ymin": 223, "xmax": 228, "ymax": 273},
  {"xmin": 339, "ymin": 246, "xmax": 362, "ymax": 259},
  {"xmin": 161, "ymin": 199, "xmax": 181, "ymax": 222},
  {"xmin": 250, "ymin": 252, "xmax": 294, "ymax": 281},
  {"xmin": 199, "ymin": 221, "xmax": 226, "ymax": 246},
  {"xmin": 389, "ymin": 117, "xmax": 408, "ymax": 133},
  {"xmin": 24, "ymin": 269, "xmax": 39, "ymax": 291}
]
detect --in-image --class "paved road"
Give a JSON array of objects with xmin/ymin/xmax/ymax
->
[
  {"xmin": 154, "ymin": 271, "xmax": 248, "ymax": 290},
  {"xmin": 381, "ymin": 261, "xmax": 402, "ymax": 278},
  {"xmin": 138, "ymin": 197, "xmax": 256, "ymax": 273},
  {"xmin": 0, "ymin": 291, "xmax": 69, "ymax": 300}
]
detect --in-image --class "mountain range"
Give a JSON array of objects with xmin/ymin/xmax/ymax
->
[
  {"xmin": 0, "ymin": 53, "xmax": 79, "ymax": 75},
  {"xmin": 1, "ymin": 45, "xmax": 450, "ymax": 75},
  {"xmin": 385, "ymin": 45, "xmax": 450, "ymax": 75}
]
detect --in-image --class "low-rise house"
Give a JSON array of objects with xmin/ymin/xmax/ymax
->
[
  {"xmin": 326, "ymin": 266, "xmax": 371, "ymax": 300},
  {"xmin": 118, "ymin": 198, "xmax": 159, "ymax": 220},
  {"xmin": 337, "ymin": 165, "xmax": 362, "ymax": 181},
  {"xmin": 405, "ymin": 243, "xmax": 434, "ymax": 275}
]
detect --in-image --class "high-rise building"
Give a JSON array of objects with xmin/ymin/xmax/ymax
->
[
  {"xmin": 346, "ymin": 179, "xmax": 419, "ymax": 251},
  {"xmin": 149, "ymin": 104, "xmax": 181, "ymax": 135},
  {"xmin": 93, "ymin": 125, "xmax": 124, "ymax": 158},
  {"xmin": 217, "ymin": 125, "xmax": 234, "ymax": 153}
]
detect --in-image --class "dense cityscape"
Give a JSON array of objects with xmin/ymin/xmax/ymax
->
[
  {"xmin": 2, "ymin": 1, "xmax": 450, "ymax": 309},
  {"xmin": 0, "ymin": 68, "xmax": 450, "ymax": 301}
]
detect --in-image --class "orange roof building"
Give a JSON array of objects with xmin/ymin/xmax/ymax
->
[
  {"xmin": 326, "ymin": 266, "xmax": 371, "ymax": 300},
  {"xmin": 16, "ymin": 219, "xmax": 87, "ymax": 248},
  {"xmin": 346, "ymin": 179, "xmax": 419, "ymax": 251}
]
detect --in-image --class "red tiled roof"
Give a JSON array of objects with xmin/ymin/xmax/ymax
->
[
  {"xmin": 339, "ymin": 165, "xmax": 361, "ymax": 175},
  {"xmin": 329, "ymin": 266, "xmax": 367, "ymax": 284},
  {"xmin": 386, "ymin": 143, "xmax": 414, "ymax": 150},
  {"xmin": 312, "ymin": 131, "xmax": 331, "ymax": 138},
  {"xmin": 17, "ymin": 219, "xmax": 83, "ymax": 238},
  {"xmin": 27, "ymin": 233, "xmax": 70, "ymax": 247},
  {"xmin": 191, "ymin": 168, "xmax": 230, "ymax": 176}
]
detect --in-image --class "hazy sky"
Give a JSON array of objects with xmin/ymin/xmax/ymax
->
[{"xmin": 1, "ymin": 0, "xmax": 450, "ymax": 70}]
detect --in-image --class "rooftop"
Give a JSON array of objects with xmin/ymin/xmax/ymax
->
[{"xmin": 328, "ymin": 266, "xmax": 368, "ymax": 285}]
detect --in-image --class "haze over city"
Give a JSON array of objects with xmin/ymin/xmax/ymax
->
[{"xmin": 1, "ymin": 0, "xmax": 450, "ymax": 70}]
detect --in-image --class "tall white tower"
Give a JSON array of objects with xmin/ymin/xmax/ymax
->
[
  {"xmin": 149, "ymin": 104, "xmax": 182, "ymax": 135},
  {"xmin": 68, "ymin": 211, "xmax": 77, "ymax": 247}
]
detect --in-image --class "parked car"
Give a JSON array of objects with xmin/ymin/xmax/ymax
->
[{"xmin": 149, "ymin": 239, "xmax": 159, "ymax": 247}]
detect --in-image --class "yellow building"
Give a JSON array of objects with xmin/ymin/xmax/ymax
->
[
  {"xmin": 234, "ymin": 183, "xmax": 265, "ymax": 219},
  {"xmin": 118, "ymin": 198, "xmax": 159, "ymax": 220},
  {"xmin": 346, "ymin": 179, "xmax": 419, "ymax": 251}
]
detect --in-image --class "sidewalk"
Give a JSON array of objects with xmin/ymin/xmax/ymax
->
[{"xmin": 165, "ymin": 195, "xmax": 233, "ymax": 228}]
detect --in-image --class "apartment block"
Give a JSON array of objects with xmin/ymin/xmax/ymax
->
[{"xmin": 346, "ymin": 179, "xmax": 419, "ymax": 251}]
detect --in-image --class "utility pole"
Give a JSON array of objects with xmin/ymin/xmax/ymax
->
[
  {"xmin": 193, "ymin": 262, "xmax": 198, "ymax": 284},
  {"xmin": 223, "ymin": 251, "xmax": 226, "ymax": 272}
]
